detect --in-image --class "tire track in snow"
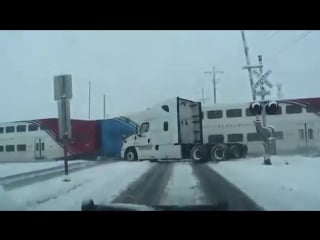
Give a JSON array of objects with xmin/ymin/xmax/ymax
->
[
  {"xmin": 159, "ymin": 162, "xmax": 207, "ymax": 205},
  {"xmin": 192, "ymin": 163, "xmax": 263, "ymax": 211},
  {"xmin": 113, "ymin": 163, "xmax": 173, "ymax": 206}
]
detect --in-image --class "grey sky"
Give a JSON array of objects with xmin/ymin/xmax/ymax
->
[{"xmin": 0, "ymin": 30, "xmax": 319, "ymax": 122}]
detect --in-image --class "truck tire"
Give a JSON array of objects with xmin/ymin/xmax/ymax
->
[
  {"xmin": 191, "ymin": 145, "xmax": 207, "ymax": 163},
  {"xmin": 210, "ymin": 144, "xmax": 227, "ymax": 162},
  {"xmin": 241, "ymin": 145, "xmax": 248, "ymax": 158},
  {"xmin": 125, "ymin": 148, "xmax": 138, "ymax": 161},
  {"xmin": 230, "ymin": 144, "xmax": 241, "ymax": 159}
]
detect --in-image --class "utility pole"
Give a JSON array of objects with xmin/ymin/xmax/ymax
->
[
  {"xmin": 205, "ymin": 66, "xmax": 223, "ymax": 104},
  {"xmin": 198, "ymin": 87, "xmax": 209, "ymax": 105},
  {"xmin": 201, "ymin": 88, "xmax": 205, "ymax": 104},
  {"xmin": 88, "ymin": 81, "xmax": 91, "ymax": 120},
  {"xmin": 103, "ymin": 94, "xmax": 106, "ymax": 119},
  {"xmin": 241, "ymin": 30, "xmax": 257, "ymax": 101}
]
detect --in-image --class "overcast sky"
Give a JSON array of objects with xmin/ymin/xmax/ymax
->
[{"xmin": 0, "ymin": 30, "xmax": 319, "ymax": 122}]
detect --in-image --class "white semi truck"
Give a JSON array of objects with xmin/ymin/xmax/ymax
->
[{"xmin": 120, "ymin": 97, "xmax": 247, "ymax": 163}]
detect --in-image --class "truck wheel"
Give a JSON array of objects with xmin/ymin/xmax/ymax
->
[
  {"xmin": 125, "ymin": 148, "xmax": 138, "ymax": 161},
  {"xmin": 191, "ymin": 145, "xmax": 207, "ymax": 163},
  {"xmin": 241, "ymin": 145, "xmax": 248, "ymax": 158},
  {"xmin": 210, "ymin": 144, "xmax": 227, "ymax": 162},
  {"xmin": 230, "ymin": 144, "xmax": 241, "ymax": 159}
]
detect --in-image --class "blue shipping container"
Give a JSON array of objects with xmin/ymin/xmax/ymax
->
[{"xmin": 100, "ymin": 117, "xmax": 138, "ymax": 158}]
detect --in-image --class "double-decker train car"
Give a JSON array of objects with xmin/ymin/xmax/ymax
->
[
  {"xmin": 0, "ymin": 116, "xmax": 139, "ymax": 162},
  {"xmin": 0, "ymin": 118, "xmax": 100, "ymax": 162}
]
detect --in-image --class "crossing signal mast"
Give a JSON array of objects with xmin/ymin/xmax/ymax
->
[
  {"xmin": 241, "ymin": 31, "xmax": 278, "ymax": 166},
  {"xmin": 276, "ymin": 83, "xmax": 283, "ymax": 100}
]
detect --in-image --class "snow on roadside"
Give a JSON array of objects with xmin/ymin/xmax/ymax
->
[
  {"xmin": 160, "ymin": 162, "xmax": 207, "ymax": 205},
  {"xmin": 0, "ymin": 185, "xmax": 23, "ymax": 210},
  {"xmin": 209, "ymin": 156, "xmax": 320, "ymax": 210},
  {"xmin": 5, "ymin": 161, "xmax": 153, "ymax": 211},
  {"xmin": 0, "ymin": 160, "xmax": 89, "ymax": 178}
]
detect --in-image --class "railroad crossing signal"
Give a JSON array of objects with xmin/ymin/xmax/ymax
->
[
  {"xmin": 256, "ymin": 86, "xmax": 271, "ymax": 97},
  {"xmin": 252, "ymin": 70, "xmax": 273, "ymax": 89}
]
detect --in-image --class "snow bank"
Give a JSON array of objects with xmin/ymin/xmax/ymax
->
[
  {"xmin": 209, "ymin": 156, "xmax": 320, "ymax": 210},
  {"xmin": 8, "ymin": 161, "xmax": 153, "ymax": 211},
  {"xmin": 160, "ymin": 162, "xmax": 206, "ymax": 205},
  {"xmin": 0, "ymin": 160, "xmax": 88, "ymax": 178},
  {"xmin": 0, "ymin": 185, "xmax": 22, "ymax": 210}
]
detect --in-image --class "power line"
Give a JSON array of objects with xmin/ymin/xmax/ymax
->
[{"xmin": 275, "ymin": 30, "xmax": 312, "ymax": 57}]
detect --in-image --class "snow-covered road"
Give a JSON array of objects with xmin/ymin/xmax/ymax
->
[
  {"xmin": 209, "ymin": 155, "xmax": 320, "ymax": 210},
  {"xmin": 2, "ymin": 155, "xmax": 319, "ymax": 211},
  {"xmin": 160, "ymin": 162, "xmax": 206, "ymax": 205},
  {"xmin": 2, "ymin": 161, "xmax": 153, "ymax": 210}
]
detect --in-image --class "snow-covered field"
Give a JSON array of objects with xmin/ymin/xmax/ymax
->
[
  {"xmin": 0, "ymin": 161, "xmax": 153, "ymax": 211},
  {"xmin": 160, "ymin": 162, "xmax": 206, "ymax": 205},
  {"xmin": 209, "ymin": 155, "xmax": 320, "ymax": 210},
  {"xmin": 0, "ymin": 160, "xmax": 89, "ymax": 178}
]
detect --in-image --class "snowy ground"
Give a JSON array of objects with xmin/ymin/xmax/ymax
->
[
  {"xmin": 1, "ymin": 161, "xmax": 153, "ymax": 211},
  {"xmin": 209, "ymin": 155, "xmax": 320, "ymax": 210},
  {"xmin": 0, "ymin": 160, "xmax": 89, "ymax": 178},
  {"xmin": 160, "ymin": 162, "xmax": 206, "ymax": 205}
]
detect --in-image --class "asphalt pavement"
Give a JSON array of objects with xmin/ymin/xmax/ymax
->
[{"xmin": 113, "ymin": 161, "xmax": 263, "ymax": 211}]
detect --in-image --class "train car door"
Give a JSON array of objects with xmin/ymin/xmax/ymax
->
[
  {"xmin": 297, "ymin": 122, "xmax": 317, "ymax": 153},
  {"xmin": 34, "ymin": 138, "xmax": 45, "ymax": 159}
]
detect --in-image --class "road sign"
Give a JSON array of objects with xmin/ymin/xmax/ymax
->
[
  {"xmin": 54, "ymin": 75, "xmax": 72, "ymax": 101},
  {"xmin": 54, "ymin": 74, "xmax": 72, "ymax": 140},
  {"xmin": 57, "ymin": 100, "xmax": 72, "ymax": 140},
  {"xmin": 53, "ymin": 74, "xmax": 73, "ymax": 178}
]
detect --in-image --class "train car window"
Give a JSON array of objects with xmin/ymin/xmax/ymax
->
[
  {"xmin": 306, "ymin": 105, "xmax": 320, "ymax": 113},
  {"xmin": 0, "ymin": 127, "xmax": 3, "ymax": 134},
  {"xmin": 247, "ymin": 133, "xmax": 263, "ymax": 141},
  {"xmin": 308, "ymin": 129, "xmax": 314, "ymax": 140},
  {"xmin": 6, "ymin": 126, "xmax": 15, "ymax": 133},
  {"xmin": 0, "ymin": 146, "xmax": 3, "ymax": 152},
  {"xmin": 226, "ymin": 109, "xmax": 242, "ymax": 118},
  {"xmin": 207, "ymin": 110, "xmax": 223, "ymax": 119},
  {"xmin": 161, "ymin": 105, "xmax": 169, "ymax": 112},
  {"xmin": 163, "ymin": 121, "xmax": 168, "ymax": 131},
  {"xmin": 28, "ymin": 124, "xmax": 38, "ymax": 131},
  {"xmin": 35, "ymin": 143, "xmax": 39, "ymax": 151},
  {"xmin": 274, "ymin": 131, "xmax": 284, "ymax": 140},
  {"xmin": 228, "ymin": 133, "xmax": 243, "ymax": 142},
  {"xmin": 268, "ymin": 106, "xmax": 282, "ymax": 115},
  {"xmin": 41, "ymin": 142, "xmax": 45, "ymax": 151},
  {"xmin": 286, "ymin": 105, "xmax": 302, "ymax": 114},
  {"xmin": 208, "ymin": 135, "xmax": 224, "ymax": 144},
  {"xmin": 40, "ymin": 125, "xmax": 48, "ymax": 130},
  {"xmin": 17, "ymin": 125, "xmax": 26, "ymax": 132},
  {"xmin": 6, "ymin": 145, "xmax": 15, "ymax": 152},
  {"xmin": 17, "ymin": 144, "xmax": 26, "ymax": 151},
  {"xmin": 245, "ymin": 108, "xmax": 255, "ymax": 117}
]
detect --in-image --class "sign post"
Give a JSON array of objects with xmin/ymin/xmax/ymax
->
[{"xmin": 54, "ymin": 74, "xmax": 72, "ymax": 181}]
